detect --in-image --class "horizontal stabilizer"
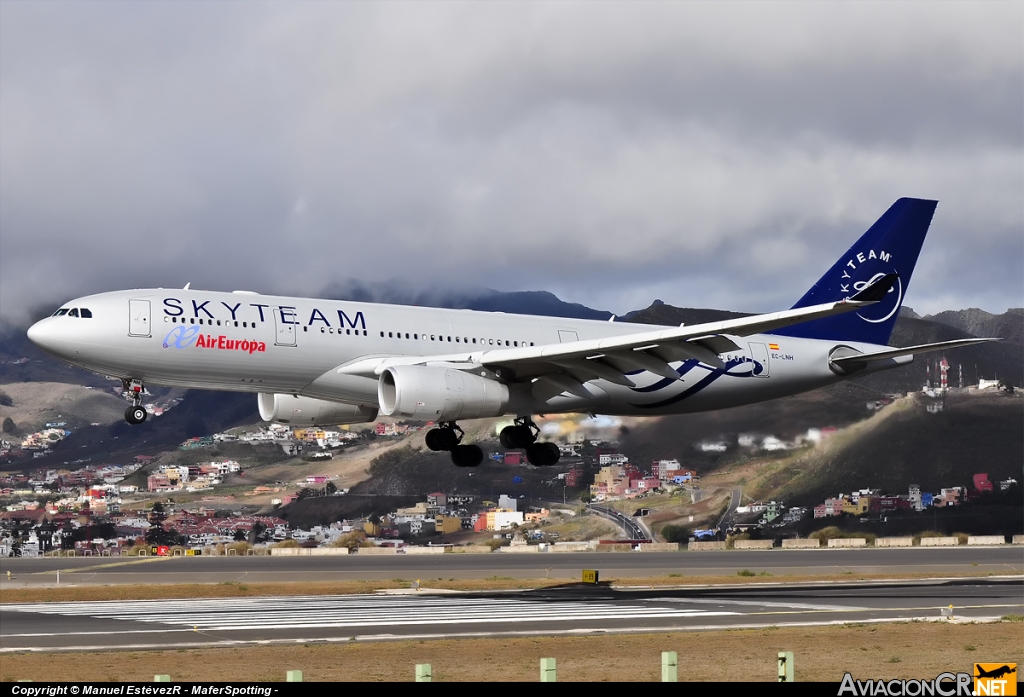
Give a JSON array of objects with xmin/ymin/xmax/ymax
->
[{"xmin": 829, "ymin": 338, "xmax": 1000, "ymax": 368}]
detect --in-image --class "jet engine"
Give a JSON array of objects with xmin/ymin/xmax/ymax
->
[
  {"xmin": 257, "ymin": 393, "xmax": 377, "ymax": 426},
  {"xmin": 378, "ymin": 365, "xmax": 509, "ymax": 421}
]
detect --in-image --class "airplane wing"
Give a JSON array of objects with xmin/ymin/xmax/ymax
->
[
  {"xmin": 337, "ymin": 275, "xmax": 897, "ymax": 392},
  {"xmin": 829, "ymin": 338, "xmax": 1000, "ymax": 369}
]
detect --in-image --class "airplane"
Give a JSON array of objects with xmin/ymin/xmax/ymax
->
[
  {"xmin": 975, "ymin": 665, "xmax": 1016, "ymax": 680},
  {"xmin": 26, "ymin": 197, "xmax": 997, "ymax": 468}
]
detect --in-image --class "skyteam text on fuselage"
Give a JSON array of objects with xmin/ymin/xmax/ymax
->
[{"xmin": 27, "ymin": 198, "xmax": 997, "ymax": 468}]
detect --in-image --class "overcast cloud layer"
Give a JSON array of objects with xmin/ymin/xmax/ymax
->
[{"xmin": 1, "ymin": 1, "xmax": 1021, "ymax": 325}]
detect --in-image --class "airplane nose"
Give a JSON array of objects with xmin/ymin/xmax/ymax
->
[{"xmin": 27, "ymin": 318, "xmax": 60, "ymax": 353}]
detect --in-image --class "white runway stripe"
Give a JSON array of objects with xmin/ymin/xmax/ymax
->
[{"xmin": 2, "ymin": 594, "xmax": 738, "ymax": 631}]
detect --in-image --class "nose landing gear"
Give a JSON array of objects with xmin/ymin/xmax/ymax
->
[
  {"xmin": 121, "ymin": 378, "xmax": 148, "ymax": 424},
  {"xmin": 425, "ymin": 422, "xmax": 484, "ymax": 468}
]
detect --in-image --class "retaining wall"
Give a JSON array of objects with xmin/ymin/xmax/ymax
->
[
  {"xmin": 638, "ymin": 543, "xmax": 681, "ymax": 552},
  {"xmin": 781, "ymin": 539, "xmax": 820, "ymax": 549},
  {"xmin": 354, "ymin": 547, "xmax": 399, "ymax": 555},
  {"xmin": 733, "ymin": 540, "xmax": 773, "ymax": 550},
  {"xmin": 403, "ymin": 546, "xmax": 447, "ymax": 554},
  {"xmin": 596, "ymin": 543, "xmax": 635, "ymax": 553},
  {"xmin": 500, "ymin": 545, "xmax": 541, "ymax": 553},
  {"xmin": 687, "ymin": 541, "xmax": 726, "ymax": 551},
  {"xmin": 450, "ymin": 546, "xmax": 494, "ymax": 554},
  {"xmin": 270, "ymin": 547, "xmax": 351, "ymax": 556},
  {"xmin": 550, "ymin": 542, "xmax": 595, "ymax": 552}
]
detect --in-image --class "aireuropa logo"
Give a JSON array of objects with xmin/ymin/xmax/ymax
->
[
  {"xmin": 974, "ymin": 664, "xmax": 1017, "ymax": 696},
  {"xmin": 839, "ymin": 672, "xmax": 973, "ymax": 696},
  {"xmin": 162, "ymin": 326, "xmax": 267, "ymax": 354},
  {"xmin": 163, "ymin": 325, "xmax": 200, "ymax": 349}
]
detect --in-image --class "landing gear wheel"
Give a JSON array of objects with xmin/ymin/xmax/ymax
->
[
  {"xmin": 425, "ymin": 429, "xmax": 443, "ymax": 451},
  {"xmin": 526, "ymin": 442, "xmax": 560, "ymax": 467},
  {"xmin": 499, "ymin": 424, "xmax": 535, "ymax": 449},
  {"xmin": 125, "ymin": 406, "xmax": 148, "ymax": 425},
  {"xmin": 451, "ymin": 444, "xmax": 483, "ymax": 468},
  {"xmin": 426, "ymin": 422, "xmax": 464, "ymax": 452},
  {"xmin": 432, "ymin": 428, "xmax": 459, "ymax": 451}
]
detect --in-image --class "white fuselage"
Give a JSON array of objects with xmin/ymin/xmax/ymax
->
[{"xmin": 27, "ymin": 288, "xmax": 906, "ymax": 419}]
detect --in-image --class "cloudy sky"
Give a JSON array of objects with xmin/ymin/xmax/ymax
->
[{"xmin": 1, "ymin": 1, "xmax": 1021, "ymax": 325}]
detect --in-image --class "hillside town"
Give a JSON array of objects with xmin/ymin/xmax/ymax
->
[{"xmin": 2, "ymin": 413, "xmax": 1018, "ymax": 556}]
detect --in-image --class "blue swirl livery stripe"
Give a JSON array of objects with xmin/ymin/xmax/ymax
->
[{"xmin": 628, "ymin": 357, "xmax": 763, "ymax": 409}]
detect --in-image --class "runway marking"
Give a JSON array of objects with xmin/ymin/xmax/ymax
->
[
  {"xmin": 2, "ymin": 595, "xmax": 739, "ymax": 632},
  {"xmin": 1, "ymin": 615, "xmax": 1011, "ymax": 653}
]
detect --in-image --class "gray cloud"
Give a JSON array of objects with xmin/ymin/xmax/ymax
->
[{"xmin": 1, "ymin": 1, "xmax": 1021, "ymax": 324}]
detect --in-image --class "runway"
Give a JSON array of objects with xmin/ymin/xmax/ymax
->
[
  {"xmin": 1, "ymin": 547, "xmax": 1021, "ymax": 587},
  {"xmin": 2, "ymin": 577, "xmax": 1020, "ymax": 652}
]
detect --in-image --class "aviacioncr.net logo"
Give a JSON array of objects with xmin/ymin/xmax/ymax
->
[{"xmin": 163, "ymin": 326, "xmax": 200, "ymax": 349}]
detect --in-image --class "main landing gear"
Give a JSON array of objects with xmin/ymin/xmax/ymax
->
[
  {"xmin": 500, "ymin": 417, "xmax": 560, "ymax": 467},
  {"xmin": 121, "ymin": 378, "xmax": 148, "ymax": 425},
  {"xmin": 425, "ymin": 422, "xmax": 484, "ymax": 468}
]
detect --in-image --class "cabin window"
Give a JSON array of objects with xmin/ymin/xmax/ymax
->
[
  {"xmin": 216, "ymin": 320, "xmax": 221, "ymax": 326},
  {"xmin": 346, "ymin": 329, "xmax": 351, "ymax": 335}
]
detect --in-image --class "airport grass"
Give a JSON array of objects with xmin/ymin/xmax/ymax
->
[
  {"xmin": 2, "ymin": 621, "xmax": 1022, "ymax": 682},
  {"xmin": 0, "ymin": 569, "xmax": 1016, "ymax": 604}
]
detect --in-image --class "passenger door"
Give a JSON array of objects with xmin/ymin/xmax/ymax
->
[
  {"xmin": 275, "ymin": 310, "xmax": 296, "ymax": 347},
  {"xmin": 747, "ymin": 342, "xmax": 770, "ymax": 378},
  {"xmin": 128, "ymin": 300, "xmax": 151, "ymax": 337}
]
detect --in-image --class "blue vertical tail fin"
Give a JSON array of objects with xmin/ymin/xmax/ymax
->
[{"xmin": 770, "ymin": 197, "xmax": 937, "ymax": 345}]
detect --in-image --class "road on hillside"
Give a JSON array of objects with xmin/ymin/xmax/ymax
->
[{"xmin": 587, "ymin": 504, "xmax": 647, "ymax": 539}]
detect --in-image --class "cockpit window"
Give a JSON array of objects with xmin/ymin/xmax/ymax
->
[
  {"xmin": 68, "ymin": 309, "xmax": 79, "ymax": 317},
  {"xmin": 54, "ymin": 309, "xmax": 69, "ymax": 316},
  {"xmin": 80, "ymin": 308, "xmax": 92, "ymax": 318}
]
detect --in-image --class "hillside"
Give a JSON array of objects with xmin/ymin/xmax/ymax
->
[
  {"xmin": 278, "ymin": 442, "xmax": 575, "ymax": 528},
  {"xmin": 0, "ymin": 382, "xmax": 128, "ymax": 433},
  {"xmin": 924, "ymin": 307, "xmax": 1024, "ymax": 346},
  {"xmin": 763, "ymin": 391, "xmax": 1022, "ymax": 505}
]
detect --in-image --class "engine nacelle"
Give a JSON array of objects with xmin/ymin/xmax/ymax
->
[
  {"xmin": 258, "ymin": 393, "xmax": 377, "ymax": 427},
  {"xmin": 378, "ymin": 365, "xmax": 509, "ymax": 421}
]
